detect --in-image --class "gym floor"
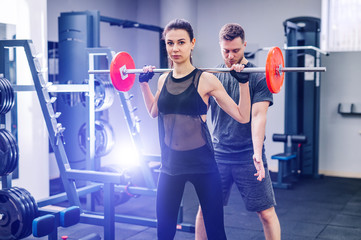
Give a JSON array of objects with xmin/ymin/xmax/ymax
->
[{"xmin": 25, "ymin": 174, "xmax": 361, "ymax": 240}]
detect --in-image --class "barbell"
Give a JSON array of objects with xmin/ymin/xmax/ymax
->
[{"xmin": 88, "ymin": 47, "xmax": 326, "ymax": 93}]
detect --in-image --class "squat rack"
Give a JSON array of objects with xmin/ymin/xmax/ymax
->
[{"xmin": 0, "ymin": 39, "xmax": 193, "ymax": 240}]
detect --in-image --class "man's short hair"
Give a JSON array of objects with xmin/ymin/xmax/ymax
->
[{"xmin": 219, "ymin": 23, "xmax": 245, "ymax": 42}]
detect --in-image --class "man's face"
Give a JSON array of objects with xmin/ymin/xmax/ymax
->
[{"xmin": 219, "ymin": 37, "xmax": 247, "ymax": 68}]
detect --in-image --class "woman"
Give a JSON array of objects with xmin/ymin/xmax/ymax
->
[{"xmin": 139, "ymin": 19, "xmax": 250, "ymax": 240}]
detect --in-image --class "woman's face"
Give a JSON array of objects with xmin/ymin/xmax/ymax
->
[{"xmin": 165, "ymin": 29, "xmax": 195, "ymax": 65}]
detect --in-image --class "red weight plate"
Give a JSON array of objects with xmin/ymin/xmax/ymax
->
[
  {"xmin": 110, "ymin": 52, "xmax": 135, "ymax": 92},
  {"xmin": 265, "ymin": 47, "xmax": 285, "ymax": 94}
]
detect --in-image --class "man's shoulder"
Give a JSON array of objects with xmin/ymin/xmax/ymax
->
[{"xmin": 215, "ymin": 63, "xmax": 227, "ymax": 68}]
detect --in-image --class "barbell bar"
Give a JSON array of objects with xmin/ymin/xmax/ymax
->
[
  {"xmin": 88, "ymin": 47, "xmax": 326, "ymax": 93},
  {"xmin": 90, "ymin": 66, "xmax": 325, "ymax": 74}
]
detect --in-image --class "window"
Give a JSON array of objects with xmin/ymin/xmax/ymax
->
[{"xmin": 322, "ymin": 0, "xmax": 361, "ymax": 51}]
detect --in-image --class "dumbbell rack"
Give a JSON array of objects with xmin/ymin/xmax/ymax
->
[{"xmin": 0, "ymin": 40, "xmax": 194, "ymax": 239}]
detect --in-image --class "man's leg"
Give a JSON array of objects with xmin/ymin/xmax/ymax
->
[
  {"xmin": 231, "ymin": 159, "xmax": 280, "ymax": 240},
  {"xmin": 257, "ymin": 207, "xmax": 281, "ymax": 240},
  {"xmin": 195, "ymin": 207, "xmax": 207, "ymax": 240}
]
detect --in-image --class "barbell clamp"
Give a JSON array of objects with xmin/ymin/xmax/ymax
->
[{"xmin": 120, "ymin": 65, "xmax": 128, "ymax": 80}]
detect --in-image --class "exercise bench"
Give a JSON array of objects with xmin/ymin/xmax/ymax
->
[
  {"xmin": 32, "ymin": 206, "xmax": 101, "ymax": 240},
  {"xmin": 271, "ymin": 133, "xmax": 307, "ymax": 189}
]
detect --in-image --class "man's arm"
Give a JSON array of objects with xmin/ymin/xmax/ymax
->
[{"xmin": 251, "ymin": 101, "xmax": 270, "ymax": 181}]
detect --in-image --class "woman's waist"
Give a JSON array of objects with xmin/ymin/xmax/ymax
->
[{"xmin": 163, "ymin": 142, "xmax": 208, "ymax": 152}]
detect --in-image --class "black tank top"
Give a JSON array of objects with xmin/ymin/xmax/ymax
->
[{"xmin": 157, "ymin": 68, "xmax": 217, "ymax": 175}]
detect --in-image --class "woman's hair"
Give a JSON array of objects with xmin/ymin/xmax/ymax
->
[
  {"xmin": 219, "ymin": 23, "xmax": 245, "ymax": 42},
  {"xmin": 162, "ymin": 18, "xmax": 194, "ymax": 41}
]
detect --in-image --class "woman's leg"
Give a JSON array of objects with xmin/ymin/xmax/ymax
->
[
  {"xmin": 191, "ymin": 172, "xmax": 227, "ymax": 240},
  {"xmin": 156, "ymin": 172, "xmax": 186, "ymax": 240}
]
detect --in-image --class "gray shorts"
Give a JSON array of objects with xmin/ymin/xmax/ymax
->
[{"xmin": 217, "ymin": 158, "xmax": 276, "ymax": 212}]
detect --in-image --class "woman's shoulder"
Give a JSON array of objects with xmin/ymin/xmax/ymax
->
[
  {"xmin": 160, "ymin": 71, "xmax": 172, "ymax": 81},
  {"xmin": 198, "ymin": 70, "xmax": 221, "ymax": 93},
  {"xmin": 156, "ymin": 72, "xmax": 169, "ymax": 88},
  {"xmin": 199, "ymin": 71, "xmax": 220, "ymax": 89},
  {"xmin": 200, "ymin": 70, "xmax": 218, "ymax": 81},
  {"xmin": 159, "ymin": 72, "xmax": 169, "ymax": 80}
]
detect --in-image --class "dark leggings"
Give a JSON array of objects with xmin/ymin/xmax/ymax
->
[{"xmin": 156, "ymin": 172, "xmax": 227, "ymax": 240}]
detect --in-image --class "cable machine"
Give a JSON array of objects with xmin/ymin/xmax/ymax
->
[{"xmin": 283, "ymin": 16, "xmax": 328, "ymax": 178}]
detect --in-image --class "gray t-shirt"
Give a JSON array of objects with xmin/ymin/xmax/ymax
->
[{"xmin": 209, "ymin": 62, "xmax": 273, "ymax": 164}]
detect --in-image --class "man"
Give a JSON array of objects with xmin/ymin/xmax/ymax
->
[{"xmin": 195, "ymin": 23, "xmax": 281, "ymax": 240}]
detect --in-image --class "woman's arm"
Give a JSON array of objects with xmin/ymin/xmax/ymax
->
[
  {"xmin": 201, "ymin": 72, "xmax": 251, "ymax": 123},
  {"xmin": 139, "ymin": 74, "xmax": 166, "ymax": 118}
]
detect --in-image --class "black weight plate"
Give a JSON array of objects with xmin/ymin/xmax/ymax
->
[
  {"xmin": 0, "ymin": 154, "xmax": 7, "ymax": 176},
  {"xmin": 5, "ymin": 130, "xmax": 19, "ymax": 166},
  {"xmin": 15, "ymin": 187, "xmax": 37, "ymax": 221},
  {"xmin": 0, "ymin": 78, "xmax": 6, "ymax": 113},
  {"xmin": 6, "ymin": 188, "xmax": 28, "ymax": 239},
  {"xmin": 8, "ymin": 188, "xmax": 31, "ymax": 238},
  {"xmin": 6, "ymin": 79, "xmax": 15, "ymax": 113},
  {"xmin": 0, "ymin": 130, "xmax": 14, "ymax": 176},
  {"xmin": 0, "ymin": 129, "xmax": 12, "ymax": 176},
  {"xmin": 17, "ymin": 187, "xmax": 38, "ymax": 235},
  {"xmin": 13, "ymin": 187, "xmax": 35, "ymax": 238},
  {"xmin": 0, "ymin": 145, "xmax": 9, "ymax": 176},
  {"xmin": 78, "ymin": 120, "xmax": 115, "ymax": 157},
  {"xmin": 0, "ymin": 78, "xmax": 10, "ymax": 114},
  {"xmin": 10, "ymin": 188, "xmax": 33, "ymax": 238},
  {"xmin": 19, "ymin": 187, "xmax": 39, "ymax": 234},
  {"xmin": 1, "ymin": 129, "xmax": 18, "ymax": 176},
  {"xmin": 1, "ymin": 78, "xmax": 15, "ymax": 113},
  {"xmin": 0, "ymin": 190, "xmax": 21, "ymax": 240},
  {"xmin": 78, "ymin": 122, "xmax": 103, "ymax": 155},
  {"xmin": 3, "ymin": 78, "xmax": 13, "ymax": 113},
  {"xmin": 0, "ymin": 189, "xmax": 26, "ymax": 239},
  {"xmin": 0, "ymin": 78, "xmax": 7, "ymax": 114},
  {"xmin": 8, "ymin": 131, "xmax": 18, "ymax": 175},
  {"xmin": 0, "ymin": 78, "xmax": 10, "ymax": 113},
  {"xmin": 0, "ymin": 129, "xmax": 18, "ymax": 175},
  {"xmin": 0, "ymin": 130, "xmax": 15, "ymax": 175}
]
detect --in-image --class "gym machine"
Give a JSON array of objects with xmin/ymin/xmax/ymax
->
[{"xmin": 281, "ymin": 16, "xmax": 328, "ymax": 179}]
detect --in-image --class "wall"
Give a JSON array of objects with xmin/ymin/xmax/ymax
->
[
  {"xmin": 319, "ymin": 52, "xmax": 361, "ymax": 178},
  {"xmin": 0, "ymin": 0, "xmax": 49, "ymax": 199}
]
